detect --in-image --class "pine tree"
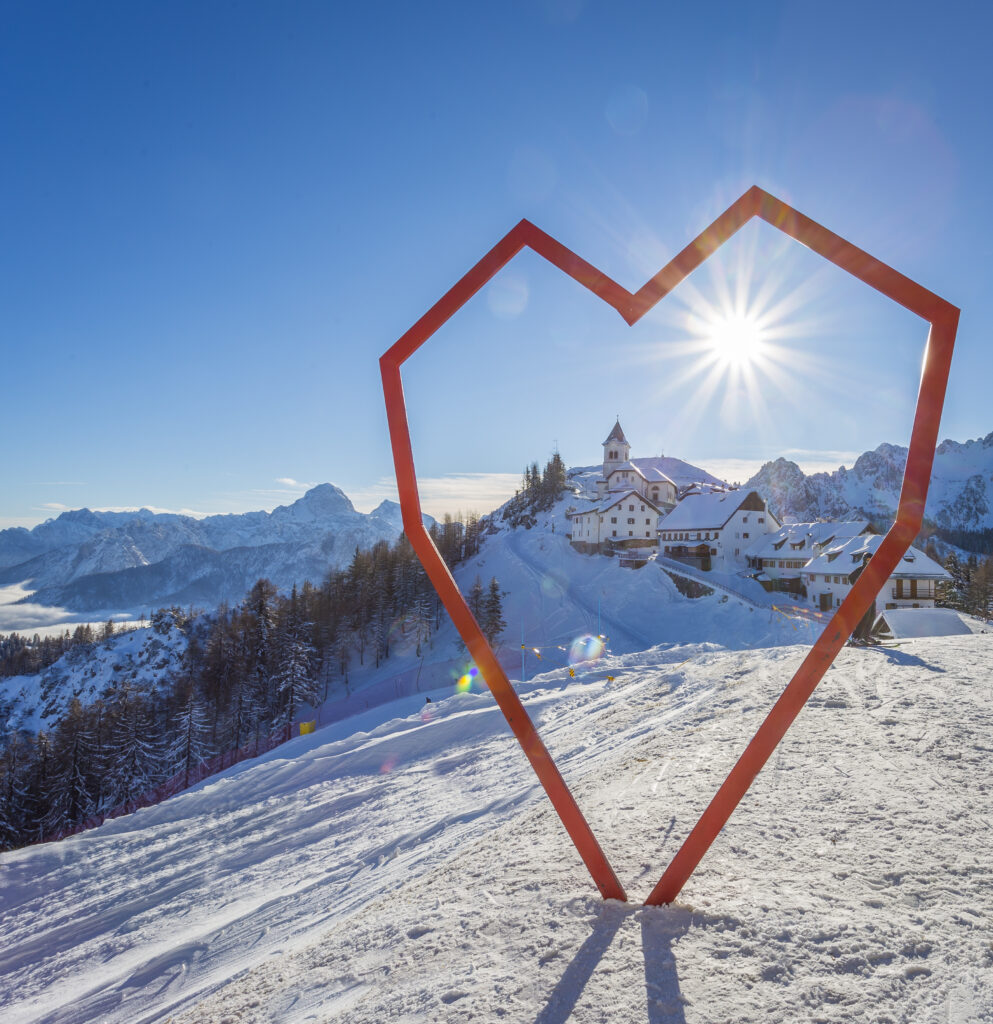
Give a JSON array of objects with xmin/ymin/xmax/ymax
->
[
  {"xmin": 482, "ymin": 577, "xmax": 507, "ymax": 647},
  {"xmin": 24, "ymin": 731, "xmax": 55, "ymax": 841},
  {"xmin": 968, "ymin": 557, "xmax": 992, "ymax": 620},
  {"xmin": 43, "ymin": 698, "xmax": 95, "ymax": 835},
  {"xmin": 109, "ymin": 687, "xmax": 161, "ymax": 809},
  {"xmin": 468, "ymin": 575, "xmax": 485, "ymax": 620},
  {"xmin": 271, "ymin": 585, "xmax": 317, "ymax": 725},
  {"xmin": 275, "ymin": 631, "xmax": 318, "ymax": 726},
  {"xmin": 0, "ymin": 733, "xmax": 30, "ymax": 850},
  {"xmin": 169, "ymin": 687, "xmax": 213, "ymax": 788}
]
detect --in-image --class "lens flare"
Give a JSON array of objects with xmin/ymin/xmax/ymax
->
[
  {"xmin": 455, "ymin": 666, "xmax": 479, "ymax": 693},
  {"xmin": 568, "ymin": 634, "xmax": 605, "ymax": 666}
]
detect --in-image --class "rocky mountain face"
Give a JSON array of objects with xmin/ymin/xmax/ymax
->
[
  {"xmin": 0, "ymin": 486, "xmax": 412, "ymax": 616},
  {"xmin": 746, "ymin": 432, "xmax": 993, "ymax": 536}
]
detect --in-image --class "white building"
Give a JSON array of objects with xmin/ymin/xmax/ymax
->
[
  {"xmin": 744, "ymin": 521, "xmax": 874, "ymax": 594},
  {"xmin": 596, "ymin": 421, "xmax": 678, "ymax": 509},
  {"xmin": 800, "ymin": 533, "xmax": 950, "ymax": 613},
  {"xmin": 658, "ymin": 490, "xmax": 781, "ymax": 571},
  {"xmin": 567, "ymin": 420, "xmax": 677, "ymax": 554},
  {"xmin": 567, "ymin": 490, "xmax": 663, "ymax": 554}
]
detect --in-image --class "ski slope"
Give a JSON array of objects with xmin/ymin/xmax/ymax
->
[{"xmin": 2, "ymin": 632, "xmax": 991, "ymax": 1023}]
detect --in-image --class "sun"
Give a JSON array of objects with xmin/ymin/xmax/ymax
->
[{"xmin": 705, "ymin": 310, "xmax": 768, "ymax": 367}]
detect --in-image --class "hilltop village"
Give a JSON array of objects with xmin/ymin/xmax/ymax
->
[{"xmin": 565, "ymin": 421, "xmax": 949, "ymax": 618}]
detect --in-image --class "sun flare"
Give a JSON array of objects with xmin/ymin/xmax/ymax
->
[{"xmin": 705, "ymin": 311, "xmax": 768, "ymax": 367}]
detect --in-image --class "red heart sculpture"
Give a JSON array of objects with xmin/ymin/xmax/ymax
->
[{"xmin": 380, "ymin": 186, "xmax": 959, "ymax": 904}]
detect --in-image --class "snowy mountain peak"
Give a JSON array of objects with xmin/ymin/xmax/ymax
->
[
  {"xmin": 273, "ymin": 484, "xmax": 356, "ymax": 522},
  {"xmin": 370, "ymin": 499, "xmax": 403, "ymax": 526},
  {"xmin": 746, "ymin": 431, "xmax": 993, "ymax": 535}
]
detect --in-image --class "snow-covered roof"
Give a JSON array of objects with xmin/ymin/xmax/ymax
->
[
  {"xmin": 801, "ymin": 534, "xmax": 950, "ymax": 579},
  {"xmin": 605, "ymin": 461, "xmax": 678, "ymax": 492},
  {"xmin": 658, "ymin": 489, "xmax": 767, "ymax": 531},
  {"xmin": 602, "ymin": 419, "xmax": 628, "ymax": 445},
  {"xmin": 566, "ymin": 490, "xmax": 662, "ymax": 517},
  {"xmin": 629, "ymin": 459, "xmax": 678, "ymax": 486},
  {"xmin": 607, "ymin": 460, "xmax": 646, "ymax": 480},
  {"xmin": 744, "ymin": 521, "xmax": 872, "ymax": 561},
  {"xmin": 876, "ymin": 607, "xmax": 974, "ymax": 639}
]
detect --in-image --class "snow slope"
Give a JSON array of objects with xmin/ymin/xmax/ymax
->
[{"xmin": 1, "ymin": 632, "xmax": 991, "ymax": 1023}]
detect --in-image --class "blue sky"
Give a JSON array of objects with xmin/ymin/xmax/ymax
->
[{"xmin": 3, "ymin": 0, "xmax": 992, "ymax": 528}]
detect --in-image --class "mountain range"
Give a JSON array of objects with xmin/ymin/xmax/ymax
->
[
  {"xmin": 3, "ymin": 430, "xmax": 990, "ymax": 626},
  {"xmin": 744, "ymin": 432, "xmax": 993, "ymax": 534},
  {"xmin": 0, "ymin": 485, "xmax": 413, "ymax": 619}
]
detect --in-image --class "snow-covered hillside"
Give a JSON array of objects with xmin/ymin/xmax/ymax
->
[
  {"xmin": 747, "ymin": 432, "xmax": 993, "ymax": 534},
  {"xmin": 1, "ymin": 632, "xmax": 990, "ymax": 1023},
  {"xmin": 1, "ymin": 482, "xmax": 817, "ymax": 743},
  {"xmin": 0, "ymin": 612, "xmax": 189, "ymax": 733},
  {"xmin": 0, "ymin": 486, "xmax": 415, "ymax": 628}
]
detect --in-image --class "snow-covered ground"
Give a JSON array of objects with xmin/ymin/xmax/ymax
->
[{"xmin": 2, "ymin": 632, "xmax": 991, "ymax": 1023}]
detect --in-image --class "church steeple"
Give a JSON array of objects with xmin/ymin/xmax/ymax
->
[{"xmin": 602, "ymin": 418, "xmax": 631, "ymax": 478}]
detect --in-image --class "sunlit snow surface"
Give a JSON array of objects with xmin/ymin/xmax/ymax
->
[{"xmin": 2, "ymin": 634, "xmax": 992, "ymax": 1023}]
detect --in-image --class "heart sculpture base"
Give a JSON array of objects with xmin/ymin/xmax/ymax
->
[{"xmin": 380, "ymin": 186, "xmax": 959, "ymax": 905}]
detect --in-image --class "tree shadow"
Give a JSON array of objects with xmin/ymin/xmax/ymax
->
[
  {"xmin": 864, "ymin": 646, "xmax": 946, "ymax": 672},
  {"xmin": 533, "ymin": 901, "xmax": 692, "ymax": 1024}
]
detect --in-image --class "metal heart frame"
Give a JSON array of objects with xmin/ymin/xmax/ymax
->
[{"xmin": 379, "ymin": 185, "xmax": 959, "ymax": 905}]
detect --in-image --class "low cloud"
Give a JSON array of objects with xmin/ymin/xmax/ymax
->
[
  {"xmin": 782, "ymin": 449, "xmax": 862, "ymax": 473},
  {"xmin": 350, "ymin": 473, "xmax": 521, "ymax": 518},
  {"xmin": 92, "ymin": 505, "xmax": 208, "ymax": 518},
  {"xmin": 274, "ymin": 477, "xmax": 318, "ymax": 490},
  {"xmin": 700, "ymin": 449, "xmax": 862, "ymax": 485}
]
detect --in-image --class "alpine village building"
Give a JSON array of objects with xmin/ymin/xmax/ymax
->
[
  {"xmin": 566, "ymin": 420, "xmax": 949, "ymax": 615},
  {"xmin": 566, "ymin": 421, "xmax": 677, "ymax": 554}
]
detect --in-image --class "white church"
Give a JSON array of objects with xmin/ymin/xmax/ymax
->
[
  {"xmin": 566, "ymin": 420, "xmax": 781, "ymax": 565},
  {"xmin": 565, "ymin": 421, "xmax": 677, "ymax": 554}
]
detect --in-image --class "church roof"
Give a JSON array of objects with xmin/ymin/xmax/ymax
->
[{"xmin": 602, "ymin": 419, "xmax": 628, "ymax": 445}]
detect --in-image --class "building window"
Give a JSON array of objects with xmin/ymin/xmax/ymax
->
[
  {"xmin": 612, "ymin": 530, "xmax": 616, "ymax": 537},
  {"xmin": 628, "ymin": 531, "xmax": 633, "ymax": 537},
  {"xmin": 645, "ymin": 519, "xmax": 651, "ymax": 525},
  {"xmin": 742, "ymin": 533, "xmax": 749, "ymax": 539},
  {"xmin": 611, "ymin": 517, "xmax": 617, "ymax": 524},
  {"xmin": 627, "ymin": 517, "xmax": 635, "ymax": 525},
  {"xmin": 640, "ymin": 505, "xmax": 645, "ymax": 511},
  {"xmin": 758, "ymin": 517, "xmax": 765, "ymax": 523},
  {"xmin": 628, "ymin": 504, "xmax": 634, "ymax": 511},
  {"xmin": 742, "ymin": 516, "xmax": 748, "ymax": 523}
]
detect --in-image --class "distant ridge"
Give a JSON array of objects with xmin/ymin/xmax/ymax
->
[
  {"xmin": 0, "ymin": 485, "xmax": 423, "ymax": 618},
  {"xmin": 745, "ymin": 432, "xmax": 993, "ymax": 535}
]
